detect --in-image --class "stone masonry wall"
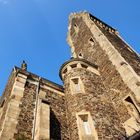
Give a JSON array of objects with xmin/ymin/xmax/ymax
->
[
  {"xmin": 41, "ymin": 88, "xmax": 68, "ymax": 140},
  {"xmin": 93, "ymin": 20, "xmax": 140, "ymax": 76},
  {"xmin": 68, "ymin": 16, "xmax": 138, "ymax": 138},
  {"xmin": 69, "ymin": 15, "xmax": 137, "ymax": 114},
  {"xmin": 14, "ymin": 81, "xmax": 37, "ymax": 140},
  {"xmin": 63, "ymin": 67, "xmax": 125, "ymax": 140},
  {"xmin": 0, "ymin": 67, "xmax": 68, "ymax": 140}
]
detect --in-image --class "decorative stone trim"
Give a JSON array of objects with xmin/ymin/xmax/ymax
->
[
  {"xmin": 40, "ymin": 85, "xmax": 65, "ymax": 96},
  {"xmin": 27, "ymin": 79, "xmax": 64, "ymax": 96},
  {"xmin": 89, "ymin": 13, "xmax": 117, "ymax": 34},
  {"xmin": 60, "ymin": 58, "xmax": 100, "ymax": 80}
]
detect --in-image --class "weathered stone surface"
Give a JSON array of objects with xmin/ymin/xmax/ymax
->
[
  {"xmin": 0, "ymin": 11, "xmax": 140, "ymax": 140},
  {"xmin": 14, "ymin": 82, "xmax": 37, "ymax": 139},
  {"xmin": 67, "ymin": 12, "xmax": 140, "ymax": 139},
  {"xmin": 0, "ymin": 70, "xmax": 17, "ymax": 139},
  {"xmin": 61, "ymin": 64, "xmax": 125, "ymax": 140}
]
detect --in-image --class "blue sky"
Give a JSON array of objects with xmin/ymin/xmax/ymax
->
[{"xmin": 0, "ymin": 0, "xmax": 140, "ymax": 96}]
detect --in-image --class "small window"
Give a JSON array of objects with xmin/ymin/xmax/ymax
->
[
  {"xmin": 70, "ymin": 77, "xmax": 84, "ymax": 94},
  {"xmin": 78, "ymin": 53, "xmax": 83, "ymax": 58},
  {"xmin": 74, "ymin": 23, "xmax": 77, "ymax": 27},
  {"xmin": 70, "ymin": 64, "xmax": 77, "ymax": 69},
  {"xmin": 124, "ymin": 96, "xmax": 140, "ymax": 118},
  {"xmin": 89, "ymin": 38, "xmax": 95, "ymax": 46},
  {"xmin": 63, "ymin": 68, "xmax": 67, "ymax": 74},
  {"xmin": 42, "ymin": 99, "xmax": 49, "ymax": 105},
  {"xmin": 72, "ymin": 78, "xmax": 81, "ymax": 92},
  {"xmin": 0, "ymin": 99, "xmax": 5, "ymax": 108},
  {"xmin": 120, "ymin": 61, "xmax": 127, "ymax": 66},
  {"xmin": 89, "ymin": 38, "xmax": 94, "ymax": 42},
  {"xmin": 73, "ymin": 23, "xmax": 79, "ymax": 34},
  {"xmin": 76, "ymin": 112, "xmax": 98, "ymax": 140}
]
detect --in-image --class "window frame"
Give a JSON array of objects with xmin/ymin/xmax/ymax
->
[
  {"xmin": 70, "ymin": 77, "xmax": 85, "ymax": 94},
  {"xmin": 76, "ymin": 111, "xmax": 98, "ymax": 140}
]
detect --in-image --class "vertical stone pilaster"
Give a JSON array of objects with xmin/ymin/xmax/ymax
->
[
  {"xmin": 0, "ymin": 73, "xmax": 27, "ymax": 140},
  {"xmin": 14, "ymin": 81, "xmax": 37, "ymax": 140}
]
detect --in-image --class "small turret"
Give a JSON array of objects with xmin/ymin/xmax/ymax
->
[{"xmin": 59, "ymin": 58, "xmax": 100, "ymax": 140}]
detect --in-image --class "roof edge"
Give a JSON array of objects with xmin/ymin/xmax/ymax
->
[
  {"xmin": 68, "ymin": 11, "xmax": 119, "ymax": 36},
  {"xmin": 14, "ymin": 66, "xmax": 64, "ymax": 92}
]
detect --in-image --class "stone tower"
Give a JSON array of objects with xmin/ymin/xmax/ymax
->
[{"xmin": 0, "ymin": 11, "xmax": 140, "ymax": 140}]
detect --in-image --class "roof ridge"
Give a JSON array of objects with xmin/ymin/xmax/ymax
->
[{"xmin": 69, "ymin": 11, "xmax": 119, "ymax": 35}]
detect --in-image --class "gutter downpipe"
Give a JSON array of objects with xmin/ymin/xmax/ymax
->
[{"xmin": 32, "ymin": 77, "xmax": 41, "ymax": 140}]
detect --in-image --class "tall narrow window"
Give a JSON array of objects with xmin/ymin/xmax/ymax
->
[
  {"xmin": 34, "ymin": 99, "xmax": 50, "ymax": 140},
  {"xmin": 70, "ymin": 77, "xmax": 84, "ymax": 94},
  {"xmin": 76, "ymin": 112, "xmax": 98, "ymax": 140}
]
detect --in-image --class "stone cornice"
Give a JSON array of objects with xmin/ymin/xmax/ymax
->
[{"xmin": 59, "ymin": 58, "xmax": 99, "ymax": 80}]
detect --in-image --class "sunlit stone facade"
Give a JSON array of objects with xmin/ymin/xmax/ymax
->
[{"xmin": 0, "ymin": 12, "xmax": 140, "ymax": 140}]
